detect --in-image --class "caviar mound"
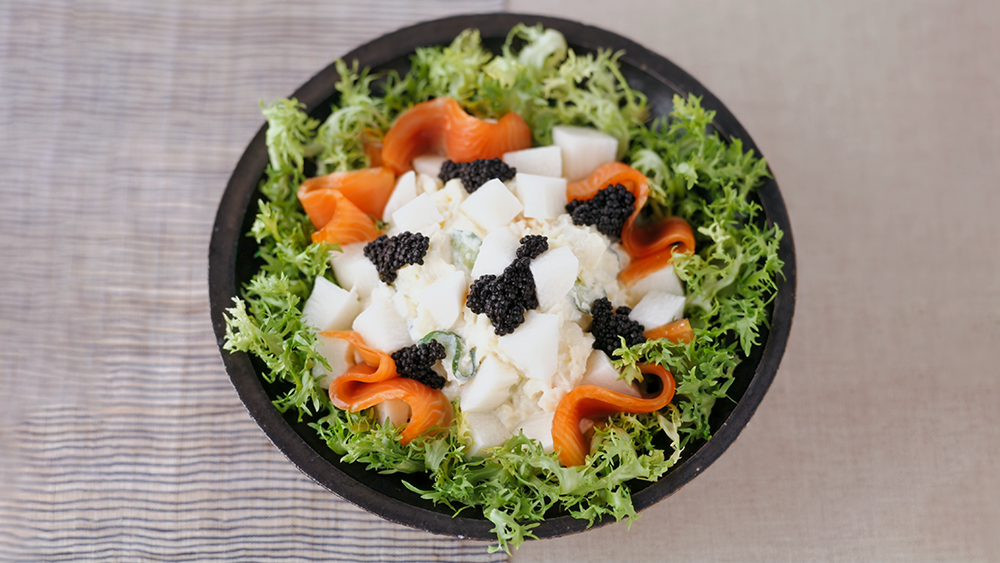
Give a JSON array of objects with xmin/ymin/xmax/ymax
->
[
  {"xmin": 363, "ymin": 231, "xmax": 430, "ymax": 284},
  {"xmin": 439, "ymin": 158, "xmax": 517, "ymax": 193},
  {"xmin": 516, "ymin": 234, "xmax": 548, "ymax": 260},
  {"xmin": 391, "ymin": 341, "xmax": 448, "ymax": 389},
  {"xmin": 589, "ymin": 297, "xmax": 646, "ymax": 358},
  {"xmin": 566, "ymin": 183, "xmax": 636, "ymax": 239},
  {"xmin": 466, "ymin": 236, "xmax": 551, "ymax": 335}
]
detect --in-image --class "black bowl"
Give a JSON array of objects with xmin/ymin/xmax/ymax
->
[{"xmin": 208, "ymin": 13, "xmax": 796, "ymax": 542}]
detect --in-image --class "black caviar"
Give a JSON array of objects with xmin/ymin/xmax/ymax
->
[
  {"xmin": 391, "ymin": 341, "xmax": 447, "ymax": 389},
  {"xmin": 466, "ymin": 235, "xmax": 548, "ymax": 335},
  {"xmin": 565, "ymin": 183, "xmax": 636, "ymax": 239},
  {"xmin": 363, "ymin": 231, "xmax": 430, "ymax": 284},
  {"xmin": 589, "ymin": 297, "xmax": 646, "ymax": 358},
  {"xmin": 439, "ymin": 158, "xmax": 516, "ymax": 193}
]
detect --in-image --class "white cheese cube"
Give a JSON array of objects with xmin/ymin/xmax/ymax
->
[
  {"xmin": 374, "ymin": 399, "xmax": 410, "ymax": 428},
  {"xmin": 412, "ymin": 154, "xmax": 447, "ymax": 178},
  {"xmin": 329, "ymin": 243, "xmax": 381, "ymax": 303},
  {"xmin": 628, "ymin": 291, "xmax": 686, "ymax": 330},
  {"xmin": 502, "ymin": 145, "xmax": 563, "ymax": 178},
  {"xmin": 312, "ymin": 332, "xmax": 355, "ymax": 388},
  {"xmin": 552, "ymin": 125, "xmax": 619, "ymax": 181},
  {"xmin": 464, "ymin": 412, "xmax": 510, "ymax": 457},
  {"xmin": 391, "ymin": 192, "xmax": 444, "ymax": 234},
  {"xmin": 530, "ymin": 246, "xmax": 580, "ymax": 312},
  {"xmin": 497, "ymin": 311, "xmax": 560, "ymax": 385},
  {"xmin": 459, "ymin": 178, "xmax": 523, "ymax": 233},
  {"xmin": 302, "ymin": 276, "xmax": 361, "ymax": 332},
  {"xmin": 351, "ymin": 287, "xmax": 413, "ymax": 353},
  {"xmin": 515, "ymin": 173, "xmax": 568, "ymax": 220},
  {"xmin": 417, "ymin": 270, "xmax": 468, "ymax": 330},
  {"xmin": 471, "ymin": 228, "xmax": 519, "ymax": 279},
  {"xmin": 579, "ymin": 350, "xmax": 640, "ymax": 397},
  {"xmin": 381, "ymin": 171, "xmax": 418, "ymax": 223},
  {"xmin": 460, "ymin": 354, "xmax": 521, "ymax": 413},
  {"xmin": 627, "ymin": 263, "xmax": 685, "ymax": 301},
  {"xmin": 516, "ymin": 411, "xmax": 556, "ymax": 453}
]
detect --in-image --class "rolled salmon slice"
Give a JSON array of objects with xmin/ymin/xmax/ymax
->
[
  {"xmin": 552, "ymin": 364, "xmax": 675, "ymax": 467},
  {"xmin": 322, "ymin": 330, "xmax": 454, "ymax": 445},
  {"xmin": 298, "ymin": 167, "xmax": 396, "ymax": 223},
  {"xmin": 566, "ymin": 162, "xmax": 695, "ymax": 285},
  {"xmin": 442, "ymin": 100, "xmax": 533, "ymax": 163},
  {"xmin": 381, "ymin": 97, "xmax": 532, "ymax": 174},
  {"xmin": 621, "ymin": 215, "xmax": 695, "ymax": 264},
  {"xmin": 643, "ymin": 318, "xmax": 694, "ymax": 343},
  {"xmin": 309, "ymin": 190, "xmax": 381, "ymax": 246}
]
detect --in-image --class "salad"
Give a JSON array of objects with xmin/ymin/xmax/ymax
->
[{"xmin": 223, "ymin": 24, "xmax": 783, "ymax": 552}]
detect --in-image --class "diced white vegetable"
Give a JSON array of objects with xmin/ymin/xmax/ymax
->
[
  {"xmin": 460, "ymin": 354, "xmax": 521, "ymax": 413},
  {"xmin": 417, "ymin": 172, "xmax": 441, "ymax": 194},
  {"xmin": 503, "ymin": 146, "xmax": 563, "ymax": 178},
  {"xmin": 329, "ymin": 243, "xmax": 381, "ymax": 303},
  {"xmin": 628, "ymin": 263, "xmax": 685, "ymax": 301},
  {"xmin": 302, "ymin": 276, "xmax": 361, "ymax": 332},
  {"xmin": 552, "ymin": 125, "xmax": 619, "ymax": 181},
  {"xmin": 497, "ymin": 311, "xmax": 559, "ymax": 385},
  {"xmin": 459, "ymin": 178, "xmax": 523, "ymax": 233},
  {"xmin": 515, "ymin": 173, "xmax": 568, "ymax": 220},
  {"xmin": 412, "ymin": 154, "xmax": 447, "ymax": 178},
  {"xmin": 530, "ymin": 246, "xmax": 579, "ymax": 312},
  {"xmin": 374, "ymin": 399, "xmax": 410, "ymax": 428},
  {"xmin": 417, "ymin": 270, "xmax": 468, "ymax": 330},
  {"xmin": 471, "ymin": 228, "xmax": 519, "ymax": 279},
  {"xmin": 312, "ymin": 332, "xmax": 355, "ymax": 388},
  {"xmin": 629, "ymin": 291, "xmax": 686, "ymax": 330},
  {"xmin": 381, "ymin": 171, "xmax": 418, "ymax": 223},
  {"xmin": 579, "ymin": 350, "xmax": 640, "ymax": 397},
  {"xmin": 391, "ymin": 192, "xmax": 444, "ymax": 233},
  {"xmin": 351, "ymin": 287, "xmax": 413, "ymax": 353},
  {"xmin": 515, "ymin": 411, "xmax": 556, "ymax": 453},
  {"xmin": 464, "ymin": 412, "xmax": 510, "ymax": 457}
]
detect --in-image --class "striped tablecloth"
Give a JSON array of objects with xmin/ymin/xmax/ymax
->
[{"xmin": 0, "ymin": 1, "xmax": 507, "ymax": 561}]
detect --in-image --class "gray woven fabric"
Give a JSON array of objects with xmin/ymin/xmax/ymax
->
[{"xmin": 0, "ymin": 1, "xmax": 507, "ymax": 561}]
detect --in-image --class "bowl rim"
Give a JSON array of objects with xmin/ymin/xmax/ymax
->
[{"xmin": 208, "ymin": 12, "xmax": 797, "ymax": 542}]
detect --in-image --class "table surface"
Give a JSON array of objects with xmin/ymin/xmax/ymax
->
[{"xmin": 2, "ymin": 1, "xmax": 998, "ymax": 562}]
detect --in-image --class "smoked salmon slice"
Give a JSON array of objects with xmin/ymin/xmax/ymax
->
[
  {"xmin": 643, "ymin": 318, "xmax": 694, "ymax": 344},
  {"xmin": 308, "ymin": 190, "xmax": 381, "ymax": 246},
  {"xmin": 621, "ymin": 215, "xmax": 695, "ymax": 264},
  {"xmin": 322, "ymin": 330, "xmax": 454, "ymax": 445},
  {"xmin": 552, "ymin": 363, "xmax": 676, "ymax": 467},
  {"xmin": 380, "ymin": 97, "xmax": 532, "ymax": 174},
  {"xmin": 566, "ymin": 162, "xmax": 695, "ymax": 285},
  {"xmin": 298, "ymin": 166, "xmax": 396, "ymax": 227}
]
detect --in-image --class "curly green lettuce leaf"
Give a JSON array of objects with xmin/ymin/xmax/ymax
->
[
  {"xmin": 312, "ymin": 60, "xmax": 391, "ymax": 175},
  {"xmin": 262, "ymin": 98, "xmax": 319, "ymax": 173}
]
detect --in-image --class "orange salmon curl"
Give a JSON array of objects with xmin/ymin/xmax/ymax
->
[
  {"xmin": 565, "ymin": 162, "xmax": 696, "ymax": 286},
  {"xmin": 380, "ymin": 97, "xmax": 533, "ymax": 174},
  {"xmin": 551, "ymin": 364, "xmax": 675, "ymax": 467},
  {"xmin": 297, "ymin": 167, "xmax": 396, "ymax": 246},
  {"xmin": 321, "ymin": 330, "xmax": 454, "ymax": 445}
]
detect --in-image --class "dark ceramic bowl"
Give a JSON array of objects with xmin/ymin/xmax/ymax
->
[{"xmin": 209, "ymin": 13, "xmax": 796, "ymax": 542}]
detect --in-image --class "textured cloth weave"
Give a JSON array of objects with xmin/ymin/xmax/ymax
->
[{"xmin": 0, "ymin": 1, "xmax": 506, "ymax": 561}]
